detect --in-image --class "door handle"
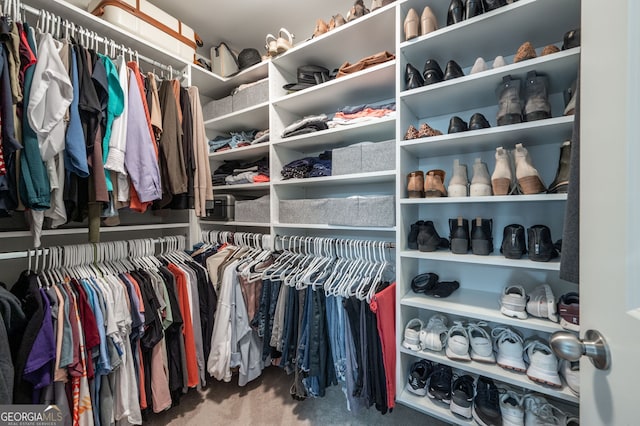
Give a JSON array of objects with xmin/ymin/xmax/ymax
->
[{"xmin": 550, "ymin": 329, "xmax": 611, "ymax": 370}]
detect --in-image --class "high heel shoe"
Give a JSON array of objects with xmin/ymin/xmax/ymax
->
[
  {"xmin": 447, "ymin": 0, "xmax": 465, "ymax": 26},
  {"xmin": 265, "ymin": 34, "xmax": 277, "ymax": 57},
  {"xmin": 276, "ymin": 28, "xmax": 294, "ymax": 54},
  {"xmin": 404, "ymin": 8, "xmax": 419, "ymax": 41}
]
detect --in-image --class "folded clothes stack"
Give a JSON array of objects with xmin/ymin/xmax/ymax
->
[
  {"xmin": 212, "ymin": 157, "xmax": 270, "ymax": 186},
  {"xmin": 281, "ymin": 114, "xmax": 329, "ymax": 138},
  {"xmin": 329, "ymin": 101, "xmax": 396, "ymax": 127},
  {"xmin": 208, "ymin": 129, "xmax": 270, "ymax": 153},
  {"xmin": 281, "ymin": 151, "xmax": 332, "ymax": 180}
]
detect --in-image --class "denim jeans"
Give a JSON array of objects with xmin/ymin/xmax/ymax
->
[{"xmin": 326, "ymin": 295, "xmax": 347, "ymax": 383}]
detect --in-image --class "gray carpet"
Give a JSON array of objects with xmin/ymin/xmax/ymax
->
[{"xmin": 146, "ymin": 366, "xmax": 449, "ymax": 425}]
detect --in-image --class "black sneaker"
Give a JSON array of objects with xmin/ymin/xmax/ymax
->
[
  {"xmin": 407, "ymin": 359, "xmax": 432, "ymax": 396},
  {"xmin": 450, "ymin": 375, "xmax": 475, "ymax": 419},
  {"xmin": 428, "ymin": 364, "xmax": 453, "ymax": 404},
  {"xmin": 473, "ymin": 376, "xmax": 502, "ymax": 426}
]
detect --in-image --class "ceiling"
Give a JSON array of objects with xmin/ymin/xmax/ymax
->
[{"xmin": 149, "ymin": 0, "xmax": 360, "ymax": 58}]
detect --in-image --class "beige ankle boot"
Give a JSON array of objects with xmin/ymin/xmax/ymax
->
[
  {"xmin": 448, "ymin": 159, "xmax": 468, "ymax": 197},
  {"xmin": 421, "ymin": 6, "xmax": 438, "ymax": 36},
  {"xmin": 407, "ymin": 171, "xmax": 425, "ymax": 198},
  {"xmin": 470, "ymin": 158, "xmax": 492, "ymax": 196},
  {"xmin": 513, "ymin": 143, "xmax": 546, "ymax": 194},
  {"xmin": 491, "ymin": 147, "xmax": 513, "ymax": 195},
  {"xmin": 424, "ymin": 169, "xmax": 447, "ymax": 197}
]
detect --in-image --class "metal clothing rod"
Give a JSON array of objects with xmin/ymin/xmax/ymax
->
[
  {"xmin": 16, "ymin": 1, "xmax": 185, "ymax": 79},
  {"xmin": 275, "ymin": 235, "xmax": 396, "ymax": 249},
  {"xmin": 0, "ymin": 236, "xmax": 181, "ymax": 261}
]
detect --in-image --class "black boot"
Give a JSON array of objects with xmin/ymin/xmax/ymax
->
[
  {"xmin": 496, "ymin": 75, "xmax": 523, "ymax": 126},
  {"xmin": 447, "ymin": 0, "xmax": 465, "ymax": 25},
  {"xmin": 548, "ymin": 141, "xmax": 571, "ymax": 194},
  {"xmin": 449, "ymin": 217, "xmax": 470, "ymax": 254},
  {"xmin": 405, "ymin": 63, "xmax": 424, "ymax": 91},
  {"xmin": 500, "ymin": 224, "xmax": 527, "ymax": 259},
  {"xmin": 471, "ymin": 217, "xmax": 494, "ymax": 255},
  {"xmin": 408, "ymin": 220, "xmax": 424, "ymax": 250},
  {"xmin": 466, "ymin": 0, "xmax": 484, "ymax": 19},
  {"xmin": 524, "ymin": 70, "xmax": 551, "ymax": 122},
  {"xmin": 417, "ymin": 221, "xmax": 450, "ymax": 252},
  {"xmin": 527, "ymin": 225, "xmax": 559, "ymax": 262}
]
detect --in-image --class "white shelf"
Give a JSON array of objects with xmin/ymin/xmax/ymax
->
[
  {"xmin": 397, "ymin": 389, "xmax": 471, "ymax": 426},
  {"xmin": 204, "ymin": 102, "xmax": 269, "ymax": 133},
  {"xmin": 200, "ymin": 221, "xmax": 270, "ymax": 228},
  {"xmin": 274, "ymin": 223, "xmax": 396, "ymax": 232},
  {"xmin": 191, "ymin": 61, "xmax": 269, "ymax": 99},
  {"xmin": 400, "ymin": 116, "xmax": 574, "ymax": 157},
  {"xmin": 272, "ymin": 3, "xmax": 396, "ymax": 71},
  {"xmin": 212, "ymin": 183, "xmax": 271, "ymax": 191},
  {"xmin": 0, "ymin": 223, "xmax": 190, "ymax": 239},
  {"xmin": 401, "ymin": 289, "xmax": 564, "ymax": 334},
  {"xmin": 399, "ymin": 347, "xmax": 578, "ymax": 404},
  {"xmin": 272, "ymin": 116, "xmax": 396, "ymax": 152},
  {"xmin": 271, "ymin": 61, "xmax": 396, "ymax": 116},
  {"xmin": 401, "ymin": 48, "xmax": 580, "ymax": 120},
  {"xmin": 208, "ymin": 143, "xmax": 269, "ymax": 161},
  {"xmin": 400, "ymin": 194, "xmax": 567, "ymax": 204},
  {"xmin": 273, "ymin": 171, "xmax": 395, "ymax": 188},
  {"xmin": 400, "ymin": 250, "xmax": 560, "ymax": 271},
  {"xmin": 400, "ymin": 0, "xmax": 581, "ymax": 70}
]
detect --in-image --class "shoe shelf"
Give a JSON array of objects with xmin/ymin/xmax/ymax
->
[
  {"xmin": 271, "ymin": 3, "xmax": 396, "ymax": 72},
  {"xmin": 274, "ymin": 223, "xmax": 396, "ymax": 232},
  {"xmin": 401, "ymin": 48, "xmax": 580, "ymax": 120},
  {"xmin": 191, "ymin": 61, "xmax": 269, "ymax": 100},
  {"xmin": 273, "ymin": 170, "xmax": 395, "ymax": 188},
  {"xmin": 399, "ymin": 0, "xmax": 580, "ymax": 69},
  {"xmin": 400, "ymin": 194, "xmax": 567, "ymax": 205},
  {"xmin": 400, "ymin": 115, "xmax": 574, "ymax": 157},
  {"xmin": 208, "ymin": 143, "xmax": 270, "ymax": 161},
  {"xmin": 401, "ymin": 289, "xmax": 565, "ymax": 334},
  {"xmin": 271, "ymin": 116, "xmax": 396, "ymax": 152},
  {"xmin": 397, "ymin": 389, "xmax": 472, "ymax": 426},
  {"xmin": 399, "ymin": 348, "xmax": 579, "ymax": 404},
  {"xmin": 400, "ymin": 250, "xmax": 560, "ymax": 271},
  {"xmin": 271, "ymin": 61, "xmax": 396, "ymax": 116},
  {"xmin": 211, "ymin": 183, "xmax": 271, "ymax": 192},
  {"xmin": 204, "ymin": 101, "xmax": 270, "ymax": 133}
]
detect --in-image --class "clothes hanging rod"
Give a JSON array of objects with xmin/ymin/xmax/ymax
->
[
  {"xmin": 17, "ymin": 2, "xmax": 185, "ymax": 78},
  {"xmin": 0, "ymin": 237, "xmax": 178, "ymax": 261},
  {"xmin": 275, "ymin": 235, "xmax": 396, "ymax": 249}
]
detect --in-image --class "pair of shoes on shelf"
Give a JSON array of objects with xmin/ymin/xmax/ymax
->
[
  {"xmin": 406, "ymin": 169, "xmax": 448, "ymax": 198},
  {"xmin": 410, "ymin": 272, "xmax": 460, "ymax": 298},
  {"xmin": 492, "ymin": 143, "xmax": 546, "ymax": 195},
  {"xmin": 444, "ymin": 320, "xmax": 495, "ymax": 363},
  {"xmin": 500, "ymin": 283, "xmax": 560, "ymax": 322},
  {"xmin": 402, "ymin": 313, "xmax": 449, "ymax": 352},
  {"xmin": 501, "ymin": 392, "xmax": 580, "ymax": 426},
  {"xmin": 404, "ymin": 59, "xmax": 464, "ymax": 90},
  {"xmin": 448, "ymin": 216, "xmax": 494, "ymax": 255},
  {"xmin": 404, "ymin": 6, "xmax": 438, "ymax": 41},
  {"xmin": 407, "ymin": 220, "xmax": 449, "ymax": 252},
  {"xmin": 448, "ymin": 112, "xmax": 490, "ymax": 133},
  {"xmin": 470, "ymin": 55, "xmax": 506, "ymax": 74},
  {"xmin": 403, "ymin": 122, "xmax": 442, "ymax": 140},
  {"xmin": 313, "ymin": 14, "xmax": 346, "ymax": 38},
  {"xmin": 496, "ymin": 71, "xmax": 552, "ymax": 126},
  {"xmin": 265, "ymin": 28, "xmax": 295, "ymax": 57},
  {"xmin": 500, "ymin": 223, "xmax": 559, "ymax": 261},
  {"xmin": 448, "ymin": 158, "xmax": 492, "ymax": 197}
]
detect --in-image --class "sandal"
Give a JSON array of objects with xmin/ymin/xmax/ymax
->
[
  {"xmin": 265, "ymin": 33, "xmax": 277, "ymax": 57},
  {"xmin": 276, "ymin": 28, "xmax": 294, "ymax": 54}
]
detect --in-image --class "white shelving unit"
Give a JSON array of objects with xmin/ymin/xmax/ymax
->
[{"xmin": 395, "ymin": 0, "xmax": 581, "ymax": 421}]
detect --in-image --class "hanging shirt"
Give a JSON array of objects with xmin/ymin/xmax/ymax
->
[
  {"xmin": 63, "ymin": 43, "xmax": 89, "ymax": 178},
  {"xmin": 104, "ymin": 56, "xmax": 129, "ymax": 203},
  {"xmin": 98, "ymin": 54, "xmax": 124, "ymax": 192}
]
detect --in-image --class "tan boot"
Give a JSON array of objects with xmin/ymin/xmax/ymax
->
[
  {"xmin": 491, "ymin": 147, "xmax": 513, "ymax": 195},
  {"xmin": 424, "ymin": 169, "xmax": 447, "ymax": 197},
  {"xmin": 470, "ymin": 158, "xmax": 492, "ymax": 196},
  {"xmin": 404, "ymin": 8, "xmax": 419, "ymax": 41},
  {"xmin": 447, "ymin": 159, "xmax": 468, "ymax": 197},
  {"xmin": 421, "ymin": 6, "xmax": 438, "ymax": 36},
  {"xmin": 407, "ymin": 171, "xmax": 424, "ymax": 198},
  {"xmin": 514, "ymin": 143, "xmax": 546, "ymax": 194}
]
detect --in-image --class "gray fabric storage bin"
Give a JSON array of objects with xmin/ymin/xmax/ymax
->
[
  {"xmin": 361, "ymin": 140, "xmax": 395, "ymax": 173},
  {"xmin": 203, "ymin": 95, "xmax": 232, "ymax": 120},
  {"xmin": 279, "ymin": 198, "xmax": 329, "ymax": 224},
  {"xmin": 327, "ymin": 196, "xmax": 395, "ymax": 227},
  {"xmin": 233, "ymin": 78, "xmax": 269, "ymax": 111},
  {"xmin": 235, "ymin": 195, "xmax": 270, "ymax": 223},
  {"xmin": 332, "ymin": 141, "xmax": 395, "ymax": 176},
  {"xmin": 279, "ymin": 199, "xmax": 306, "ymax": 224}
]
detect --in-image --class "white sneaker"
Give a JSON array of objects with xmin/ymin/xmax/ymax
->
[
  {"xmin": 500, "ymin": 390, "xmax": 524, "ymax": 426},
  {"xmin": 445, "ymin": 321, "xmax": 471, "ymax": 361},
  {"xmin": 467, "ymin": 322, "xmax": 495, "ymax": 363},
  {"xmin": 492, "ymin": 327, "xmax": 526, "ymax": 372},
  {"xmin": 420, "ymin": 313, "xmax": 448, "ymax": 352},
  {"xmin": 402, "ymin": 318, "xmax": 424, "ymax": 351},
  {"xmin": 500, "ymin": 285, "xmax": 528, "ymax": 319},
  {"xmin": 524, "ymin": 395, "xmax": 572, "ymax": 426},
  {"xmin": 526, "ymin": 284, "xmax": 558, "ymax": 322},
  {"xmin": 523, "ymin": 394, "xmax": 550, "ymax": 426},
  {"xmin": 524, "ymin": 339, "xmax": 562, "ymax": 387},
  {"xmin": 560, "ymin": 359, "xmax": 580, "ymax": 395}
]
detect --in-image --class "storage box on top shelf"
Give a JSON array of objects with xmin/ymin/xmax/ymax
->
[
  {"xmin": 232, "ymin": 78, "xmax": 269, "ymax": 111},
  {"xmin": 332, "ymin": 140, "xmax": 395, "ymax": 176}
]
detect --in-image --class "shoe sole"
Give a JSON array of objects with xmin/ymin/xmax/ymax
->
[
  {"xmin": 500, "ymin": 306, "xmax": 528, "ymax": 319},
  {"xmin": 450, "ymin": 401, "xmax": 472, "ymax": 419},
  {"xmin": 527, "ymin": 365, "xmax": 562, "ymax": 387},
  {"xmin": 491, "ymin": 178, "xmax": 511, "ymax": 196},
  {"xmin": 472, "ymin": 405, "xmax": 493, "ymax": 426},
  {"xmin": 406, "ymin": 382, "xmax": 427, "ymax": 396},
  {"xmin": 560, "ymin": 317, "xmax": 580, "ymax": 332},
  {"xmin": 427, "ymin": 390, "xmax": 451, "ymax": 404},
  {"xmin": 497, "ymin": 361, "xmax": 526, "ymax": 373}
]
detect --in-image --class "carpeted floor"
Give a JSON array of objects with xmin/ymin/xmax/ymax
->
[{"xmin": 146, "ymin": 366, "xmax": 449, "ymax": 426}]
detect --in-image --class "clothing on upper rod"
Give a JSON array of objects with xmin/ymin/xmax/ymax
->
[{"xmin": 0, "ymin": 2, "xmax": 213, "ymax": 246}]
